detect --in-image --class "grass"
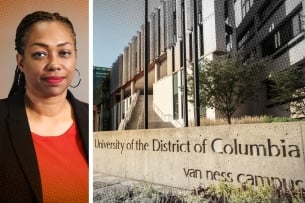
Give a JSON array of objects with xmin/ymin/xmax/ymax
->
[{"xmin": 198, "ymin": 115, "xmax": 303, "ymax": 126}]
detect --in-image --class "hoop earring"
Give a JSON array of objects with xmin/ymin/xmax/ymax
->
[
  {"xmin": 16, "ymin": 67, "xmax": 24, "ymax": 87},
  {"xmin": 17, "ymin": 70, "xmax": 22, "ymax": 86},
  {"xmin": 70, "ymin": 68, "xmax": 81, "ymax": 88}
]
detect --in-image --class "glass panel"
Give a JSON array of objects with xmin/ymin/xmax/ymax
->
[
  {"xmin": 292, "ymin": 12, "xmax": 301, "ymax": 37},
  {"xmin": 173, "ymin": 73, "xmax": 179, "ymax": 119}
]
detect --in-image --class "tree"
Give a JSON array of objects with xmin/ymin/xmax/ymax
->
[
  {"xmin": 268, "ymin": 65, "xmax": 305, "ymax": 117},
  {"xmin": 189, "ymin": 54, "xmax": 266, "ymax": 124}
]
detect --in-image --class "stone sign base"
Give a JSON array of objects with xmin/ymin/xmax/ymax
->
[{"xmin": 94, "ymin": 122, "xmax": 305, "ymax": 190}]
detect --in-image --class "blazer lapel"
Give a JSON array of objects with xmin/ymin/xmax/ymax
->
[
  {"xmin": 7, "ymin": 93, "xmax": 42, "ymax": 202},
  {"xmin": 67, "ymin": 91, "xmax": 89, "ymax": 161}
]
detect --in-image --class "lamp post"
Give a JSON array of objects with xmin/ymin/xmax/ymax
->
[
  {"xmin": 182, "ymin": 0, "xmax": 188, "ymax": 127},
  {"xmin": 144, "ymin": 0, "xmax": 149, "ymax": 129},
  {"xmin": 193, "ymin": 0, "xmax": 200, "ymax": 126}
]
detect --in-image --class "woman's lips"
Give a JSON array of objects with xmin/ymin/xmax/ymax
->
[{"xmin": 43, "ymin": 76, "xmax": 65, "ymax": 85}]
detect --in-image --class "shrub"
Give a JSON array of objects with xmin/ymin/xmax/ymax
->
[
  {"xmin": 190, "ymin": 182, "xmax": 305, "ymax": 203},
  {"xmin": 94, "ymin": 181, "xmax": 305, "ymax": 202}
]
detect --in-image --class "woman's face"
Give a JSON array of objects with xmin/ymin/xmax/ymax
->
[{"xmin": 17, "ymin": 21, "xmax": 76, "ymax": 98}]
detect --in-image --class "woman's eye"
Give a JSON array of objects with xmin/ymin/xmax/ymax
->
[
  {"xmin": 32, "ymin": 52, "xmax": 47, "ymax": 58},
  {"xmin": 59, "ymin": 50, "xmax": 71, "ymax": 57}
]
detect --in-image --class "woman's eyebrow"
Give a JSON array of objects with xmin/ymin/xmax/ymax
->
[
  {"xmin": 30, "ymin": 42, "xmax": 48, "ymax": 48},
  {"xmin": 57, "ymin": 42, "xmax": 73, "ymax": 47},
  {"xmin": 29, "ymin": 42, "xmax": 73, "ymax": 48}
]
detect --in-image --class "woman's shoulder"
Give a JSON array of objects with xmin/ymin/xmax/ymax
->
[
  {"xmin": 0, "ymin": 97, "xmax": 9, "ymax": 103},
  {"xmin": 0, "ymin": 92, "xmax": 24, "ymax": 108},
  {"xmin": 0, "ymin": 97, "xmax": 9, "ymax": 108},
  {"xmin": 67, "ymin": 91, "xmax": 88, "ymax": 111},
  {"xmin": 74, "ymin": 98, "xmax": 88, "ymax": 111},
  {"xmin": 0, "ymin": 97, "xmax": 9, "ymax": 119}
]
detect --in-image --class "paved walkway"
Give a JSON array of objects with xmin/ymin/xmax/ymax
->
[{"xmin": 93, "ymin": 173, "xmax": 191, "ymax": 203}]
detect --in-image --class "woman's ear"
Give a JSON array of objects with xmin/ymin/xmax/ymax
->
[{"xmin": 16, "ymin": 54, "xmax": 24, "ymax": 71}]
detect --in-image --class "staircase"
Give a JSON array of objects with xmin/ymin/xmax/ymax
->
[
  {"xmin": 125, "ymin": 96, "xmax": 144, "ymax": 130},
  {"xmin": 126, "ymin": 95, "xmax": 174, "ymax": 130}
]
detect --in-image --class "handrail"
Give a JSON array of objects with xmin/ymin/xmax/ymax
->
[
  {"xmin": 137, "ymin": 104, "xmax": 144, "ymax": 129},
  {"xmin": 153, "ymin": 103, "xmax": 173, "ymax": 122},
  {"xmin": 153, "ymin": 103, "xmax": 184, "ymax": 128},
  {"xmin": 118, "ymin": 90, "xmax": 140, "ymax": 131}
]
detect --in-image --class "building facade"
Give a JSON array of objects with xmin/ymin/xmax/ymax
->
[
  {"xmin": 108, "ymin": 0, "xmax": 305, "ymax": 130},
  {"xmin": 93, "ymin": 66, "xmax": 111, "ymax": 131},
  {"xmin": 234, "ymin": 0, "xmax": 305, "ymax": 117}
]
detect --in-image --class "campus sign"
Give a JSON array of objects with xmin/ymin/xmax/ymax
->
[{"xmin": 94, "ymin": 122, "xmax": 305, "ymax": 190}]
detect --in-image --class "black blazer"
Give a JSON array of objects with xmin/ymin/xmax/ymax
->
[{"xmin": 0, "ymin": 91, "xmax": 88, "ymax": 203}]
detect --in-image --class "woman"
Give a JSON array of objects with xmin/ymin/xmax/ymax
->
[{"xmin": 0, "ymin": 11, "xmax": 88, "ymax": 202}]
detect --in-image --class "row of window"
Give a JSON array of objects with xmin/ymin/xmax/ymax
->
[
  {"xmin": 236, "ymin": 1, "xmax": 304, "ymax": 59},
  {"xmin": 262, "ymin": 9, "xmax": 303, "ymax": 56},
  {"xmin": 237, "ymin": 21, "xmax": 255, "ymax": 50}
]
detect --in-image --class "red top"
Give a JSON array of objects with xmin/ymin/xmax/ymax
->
[{"xmin": 32, "ymin": 122, "xmax": 88, "ymax": 202}]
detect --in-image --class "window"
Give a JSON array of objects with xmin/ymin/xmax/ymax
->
[
  {"xmin": 225, "ymin": 23, "xmax": 233, "ymax": 51},
  {"xmin": 173, "ymin": 0, "xmax": 177, "ymax": 43},
  {"xmin": 173, "ymin": 73, "xmax": 179, "ymax": 119},
  {"xmin": 292, "ymin": 11, "xmax": 302, "ymax": 36},
  {"xmin": 262, "ymin": 25, "xmax": 290, "ymax": 56},
  {"xmin": 199, "ymin": 24, "xmax": 204, "ymax": 56},
  {"xmin": 274, "ymin": 31, "xmax": 281, "ymax": 48},
  {"xmin": 180, "ymin": 40, "xmax": 183, "ymax": 67},
  {"xmin": 189, "ymin": 33, "xmax": 193, "ymax": 62},
  {"xmin": 258, "ymin": 1, "xmax": 272, "ymax": 21},
  {"xmin": 226, "ymin": 34, "xmax": 233, "ymax": 51},
  {"xmin": 198, "ymin": 0, "xmax": 204, "ymax": 56},
  {"xmin": 224, "ymin": 0, "xmax": 229, "ymax": 19},
  {"xmin": 262, "ymin": 9, "xmax": 303, "ymax": 56},
  {"xmin": 262, "ymin": 35, "xmax": 276, "ymax": 56},
  {"xmin": 237, "ymin": 21, "xmax": 255, "ymax": 50},
  {"xmin": 241, "ymin": 0, "xmax": 254, "ymax": 19},
  {"xmin": 173, "ymin": 11, "xmax": 177, "ymax": 40},
  {"xmin": 157, "ymin": 9, "xmax": 161, "ymax": 56},
  {"xmin": 269, "ymin": 23, "xmax": 275, "ymax": 32},
  {"xmin": 172, "ymin": 46, "xmax": 175, "ymax": 72}
]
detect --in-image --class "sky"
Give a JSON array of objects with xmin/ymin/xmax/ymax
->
[{"xmin": 93, "ymin": 0, "xmax": 161, "ymax": 68}]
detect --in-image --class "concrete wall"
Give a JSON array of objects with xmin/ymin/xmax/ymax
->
[
  {"xmin": 202, "ymin": 0, "xmax": 226, "ymax": 56},
  {"xmin": 94, "ymin": 122, "xmax": 305, "ymax": 190},
  {"xmin": 153, "ymin": 75, "xmax": 174, "ymax": 122}
]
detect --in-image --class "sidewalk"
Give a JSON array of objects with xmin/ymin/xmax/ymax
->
[{"xmin": 93, "ymin": 173, "xmax": 191, "ymax": 203}]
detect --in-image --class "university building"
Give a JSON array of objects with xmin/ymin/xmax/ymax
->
[
  {"xmin": 108, "ymin": 0, "xmax": 305, "ymax": 130},
  {"xmin": 234, "ymin": 0, "xmax": 305, "ymax": 117},
  {"xmin": 93, "ymin": 66, "xmax": 111, "ymax": 131}
]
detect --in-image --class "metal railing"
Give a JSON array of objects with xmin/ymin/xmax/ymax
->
[
  {"xmin": 153, "ymin": 103, "xmax": 173, "ymax": 122},
  {"xmin": 153, "ymin": 103, "xmax": 184, "ymax": 128},
  {"xmin": 118, "ymin": 91, "xmax": 140, "ymax": 131}
]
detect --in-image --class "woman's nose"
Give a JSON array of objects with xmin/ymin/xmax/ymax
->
[{"xmin": 47, "ymin": 54, "xmax": 61, "ymax": 70}]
